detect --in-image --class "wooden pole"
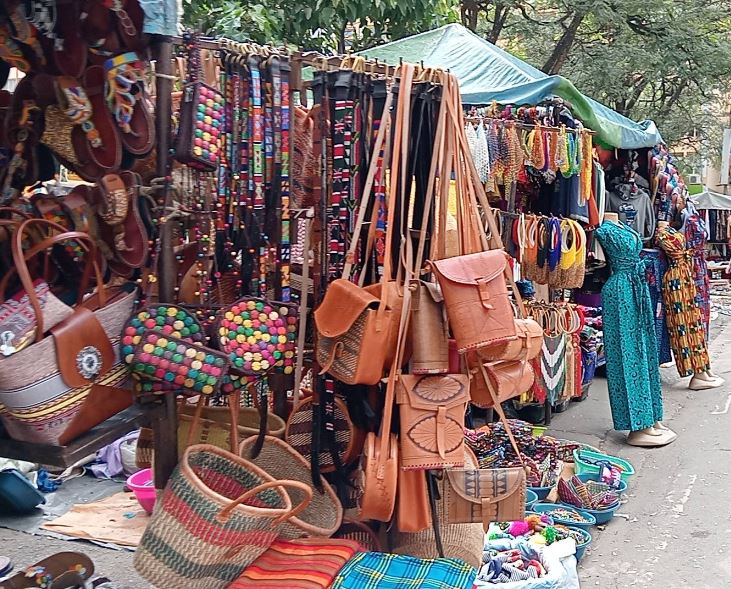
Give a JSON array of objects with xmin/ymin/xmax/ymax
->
[{"xmin": 151, "ymin": 34, "xmax": 179, "ymax": 489}]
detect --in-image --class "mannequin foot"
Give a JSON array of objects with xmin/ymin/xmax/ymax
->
[
  {"xmin": 689, "ymin": 372, "xmax": 725, "ymax": 390},
  {"xmin": 627, "ymin": 427, "xmax": 677, "ymax": 447},
  {"xmin": 654, "ymin": 421, "xmax": 669, "ymax": 431}
]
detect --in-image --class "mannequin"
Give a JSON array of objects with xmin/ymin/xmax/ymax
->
[
  {"xmin": 655, "ymin": 221, "xmax": 723, "ymax": 391},
  {"xmin": 595, "ymin": 214, "xmax": 676, "ymax": 447}
]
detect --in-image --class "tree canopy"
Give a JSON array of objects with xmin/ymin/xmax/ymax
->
[{"xmin": 183, "ymin": 0, "xmax": 731, "ymax": 158}]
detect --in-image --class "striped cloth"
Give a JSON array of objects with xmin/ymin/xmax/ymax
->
[
  {"xmin": 331, "ymin": 552, "xmax": 476, "ymax": 589},
  {"xmin": 227, "ymin": 538, "xmax": 362, "ymax": 588}
]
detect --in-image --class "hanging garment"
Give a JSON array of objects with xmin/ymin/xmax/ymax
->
[
  {"xmin": 655, "ymin": 225, "xmax": 711, "ymax": 377},
  {"xmin": 639, "ymin": 248, "xmax": 673, "ymax": 365},
  {"xmin": 683, "ymin": 213, "xmax": 711, "ymax": 340},
  {"xmin": 606, "ymin": 180, "xmax": 656, "ymax": 243},
  {"xmin": 594, "ymin": 221, "xmax": 663, "ymax": 431},
  {"xmin": 541, "ymin": 333, "xmax": 566, "ymax": 405}
]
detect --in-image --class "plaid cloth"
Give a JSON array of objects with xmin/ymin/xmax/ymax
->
[
  {"xmin": 331, "ymin": 552, "xmax": 475, "ymax": 589},
  {"xmin": 228, "ymin": 538, "xmax": 362, "ymax": 588}
]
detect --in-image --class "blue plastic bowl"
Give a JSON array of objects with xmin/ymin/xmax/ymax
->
[
  {"xmin": 564, "ymin": 526, "xmax": 592, "ymax": 561},
  {"xmin": 575, "ymin": 473, "xmax": 627, "ymax": 495},
  {"xmin": 529, "ymin": 485, "xmax": 552, "ymax": 500},
  {"xmin": 531, "ymin": 503, "xmax": 596, "ymax": 531},
  {"xmin": 525, "ymin": 489, "xmax": 539, "ymax": 511},
  {"xmin": 563, "ymin": 501, "xmax": 620, "ymax": 525},
  {"xmin": 573, "ymin": 449, "xmax": 634, "ymax": 485}
]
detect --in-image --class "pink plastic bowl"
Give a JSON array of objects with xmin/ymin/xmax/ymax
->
[{"xmin": 126, "ymin": 468, "xmax": 156, "ymax": 514}]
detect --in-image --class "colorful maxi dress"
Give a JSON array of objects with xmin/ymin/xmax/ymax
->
[
  {"xmin": 655, "ymin": 225, "xmax": 710, "ymax": 377},
  {"xmin": 683, "ymin": 214, "xmax": 711, "ymax": 340},
  {"xmin": 595, "ymin": 221, "xmax": 663, "ymax": 431},
  {"xmin": 639, "ymin": 248, "xmax": 673, "ymax": 364}
]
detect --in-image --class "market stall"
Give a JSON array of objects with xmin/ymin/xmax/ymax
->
[{"xmin": 0, "ymin": 10, "xmax": 645, "ymax": 589}]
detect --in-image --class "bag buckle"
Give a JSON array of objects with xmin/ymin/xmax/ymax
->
[{"xmin": 476, "ymin": 278, "xmax": 494, "ymax": 309}]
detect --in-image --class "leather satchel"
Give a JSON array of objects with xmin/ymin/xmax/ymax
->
[
  {"xmin": 444, "ymin": 467, "xmax": 526, "ymax": 529},
  {"xmin": 314, "ymin": 278, "xmax": 396, "ymax": 386},
  {"xmin": 410, "ymin": 281, "xmax": 449, "ymax": 375},
  {"xmin": 476, "ymin": 318, "xmax": 543, "ymax": 362},
  {"xmin": 469, "ymin": 360, "xmax": 535, "ymax": 409},
  {"xmin": 397, "ymin": 374, "xmax": 469, "ymax": 470},
  {"xmin": 431, "ymin": 250, "xmax": 516, "ymax": 353}
]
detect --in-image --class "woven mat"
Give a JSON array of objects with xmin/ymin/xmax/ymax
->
[{"xmin": 41, "ymin": 492, "xmax": 150, "ymax": 547}]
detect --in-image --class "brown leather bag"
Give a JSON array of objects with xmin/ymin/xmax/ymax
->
[
  {"xmin": 410, "ymin": 281, "xmax": 449, "ymax": 375},
  {"xmin": 314, "ymin": 278, "xmax": 396, "ymax": 386},
  {"xmin": 431, "ymin": 250, "xmax": 517, "ymax": 353},
  {"xmin": 397, "ymin": 374, "xmax": 469, "ymax": 470},
  {"xmin": 396, "ymin": 467, "xmax": 431, "ymax": 533},
  {"xmin": 477, "ymin": 318, "xmax": 543, "ymax": 362},
  {"xmin": 468, "ymin": 360, "xmax": 535, "ymax": 409},
  {"xmin": 444, "ymin": 467, "xmax": 526, "ymax": 529}
]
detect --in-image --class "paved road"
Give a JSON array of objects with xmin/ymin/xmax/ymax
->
[
  {"xmin": 0, "ymin": 319, "xmax": 729, "ymax": 588},
  {"xmin": 550, "ymin": 316, "xmax": 731, "ymax": 588}
]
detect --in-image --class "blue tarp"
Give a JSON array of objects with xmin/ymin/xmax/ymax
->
[{"xmin": 359, "ymin": 24, "xmax": 663, "ymax": 149}]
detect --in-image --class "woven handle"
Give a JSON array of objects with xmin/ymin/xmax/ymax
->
[{"xmin": 217, "ymin": 479, "xmax": 313, "ymax": 525}]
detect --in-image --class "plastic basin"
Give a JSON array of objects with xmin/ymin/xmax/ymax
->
[
  {"xmin": 127, "ymin": 468, "xmax": 155, "ymax": 514},
  {"xmin": 525, "ymin": 489, "xmax": 539, "ymax": 511},
  {"xmin": 573, "ymin": 449, "xmax": 635, "ymax": 484},
  {"xmin": 529, "ymin": 485, "xmax": 553, "ymax": 500},
  {"xmin": 562, "ymin": 525, "xmax": 592, "ymax": 561},
  {"xmin": 531, "ymin": 503, "xmax": 596, "ymax": 531},
  {"xmin": 578, "ymin": 501, "xmax": 620, "ymax": 525},
  {"xmin": 575, "ymin": 473, "xmax": 627, "ymax": 494}
]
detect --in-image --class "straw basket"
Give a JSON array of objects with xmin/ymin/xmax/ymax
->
[{"xmin": 134, "ymin": 445, "xmax": 313, "ymax": 589}]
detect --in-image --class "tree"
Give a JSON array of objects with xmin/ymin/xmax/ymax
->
[{"xmin": 182, "ymin": 0, "xmax": 458, "ymax": 53}]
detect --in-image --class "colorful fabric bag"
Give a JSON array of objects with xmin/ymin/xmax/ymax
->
[{"xmin": 331, "ymin": 552, "xmax": 476, "ymax": 589}]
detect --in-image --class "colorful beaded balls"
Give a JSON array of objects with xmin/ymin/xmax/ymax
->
[
  {"xmin": 193, "ymin": 84, "xmax": 224, "ymax": 167},
  {"xmin": 216, "ymin": 298, "xmax": 298, "ymax": 376}
]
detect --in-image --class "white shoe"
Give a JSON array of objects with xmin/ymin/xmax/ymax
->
[{"xmin": 627, "ymin": 428, "xmax": 676, "ymax": 447}]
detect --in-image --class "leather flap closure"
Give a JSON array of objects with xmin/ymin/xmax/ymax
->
[
  {"xmin": 314, "ymin": 278, "xmax": 379, "ymax": 338},
  {"xmin": 431, "ymin": 251, "xmax": 507, "ymax": 286},
  {"xmin": 397, "ymin": 374, "xmax": 469, "ymax": 410},
  {"xmin": 51, "ymin": 307, "xmax": 114, "ymax": 388},
  {"xmin": 446, "ymin": 468, "xmax": 525, "ymax": 505}
]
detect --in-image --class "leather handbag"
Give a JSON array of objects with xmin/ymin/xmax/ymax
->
[
  {"xmin": 476, "ymin": 318, "xmax": 543, "ymax": 362},
  {"xmin": 396, "ymin": 374, "xmax": 469, "ymax": 470},
  {"xmin": 314, "ymin": 278, "xmax": 396, "ymax": 386},
  {"xmin": 431, "ymin": 250, "xmax": 517, "ymax": 353},
  {"xmin": 468, "ymin": 360, "xmax": 535, "ymax": 409},
  {"xmin": 410, "ymin": 281, "xmax": 449, "ymax": 374},
  {"xmin": 444, "ymin": 466, "xmax": 526, "ymax": 529},
  {"xmin": 0, "ymin": 219, "xmax": 135, "ymax": 445}
]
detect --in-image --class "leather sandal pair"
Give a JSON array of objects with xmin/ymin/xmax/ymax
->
[
  {"xmin": 82, "ymin": 0, "xmax": 146, "ymax": 62},
  {"xmin": 92, "ymin": 171, "xmax": 149, "ymax": 272}
]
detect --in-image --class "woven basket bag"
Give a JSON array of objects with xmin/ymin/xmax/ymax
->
[
  {"xmin": 133, "ymin": 445, "xmax": 313, "ymax": 589},
  {"xmin": 239, "ymin": 435, "xmax": 343, "ymax": 538}
]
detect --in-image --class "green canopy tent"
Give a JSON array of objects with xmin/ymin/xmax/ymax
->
[{"xmin": 358, "ymin": 24, "xmax": 662, "ymax": 150}]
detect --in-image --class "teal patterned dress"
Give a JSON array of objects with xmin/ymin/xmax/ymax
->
[{"xmin": 595, "ymin": 221, "xmax": 663, "ymax": 431}]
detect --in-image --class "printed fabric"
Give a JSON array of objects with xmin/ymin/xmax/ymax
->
[
  {"xmin": 331, "ymin": 552, "xmax": 476, "ymax": 589},
  {"xmin": 594, "ymin": 221, "xmax": 663, "ymax": 431},
  {"xmin": 639, "ymin": 248, "xmax": 673, "ymax": 364},
  {"xmin": 655, "ymin": 225, "xmax": 711, "ymax": 377},
  {"xmin": 227, "ymin": 538, "xmax": 362, "ymax": 588},
  {"xmin": 683, "ymin": 214, "xmax": 710, "ymax": 340}
]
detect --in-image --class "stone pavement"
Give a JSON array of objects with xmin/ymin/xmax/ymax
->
[{"xmin": 0, "ymin": 319, "xmax": 730, "ymax": 588}]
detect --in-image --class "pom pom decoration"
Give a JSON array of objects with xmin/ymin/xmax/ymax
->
[{"xmin": 507, "ymin": 520, "xmax": 531, "ymax": 537}]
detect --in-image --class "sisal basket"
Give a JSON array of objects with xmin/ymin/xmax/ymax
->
[
  {"xmin": 239, "ymin": 435, "xmax": 342, "ymax": 538},
  {"xmin": 134, "ymin": 444, "xmax": 312, "ymax": 589}
]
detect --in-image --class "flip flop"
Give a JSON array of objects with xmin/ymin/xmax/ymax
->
[
  {"xmin": 116, "ymin": 170, "xmax": 149, "ymax": 268},
  {"xmin": 1, "ymin": 552, "xmax": 93, "ymax": 589},
  {"xmin": 0, "ymin": 556, "xmax": 13, "ymax": 578}
]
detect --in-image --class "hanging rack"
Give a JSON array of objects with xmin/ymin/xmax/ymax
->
[{"xmin": 465, "ymin": 116, "xmax": 597, "ymax": 136}]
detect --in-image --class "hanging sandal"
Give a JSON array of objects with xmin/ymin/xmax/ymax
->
[
  {"xmin": 52, "ymin": 0, "xmax": 88, "ymax": 78},
  {"xmin": 80, "ymin": 65, "xmax": 123, "ymax": 172}
]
